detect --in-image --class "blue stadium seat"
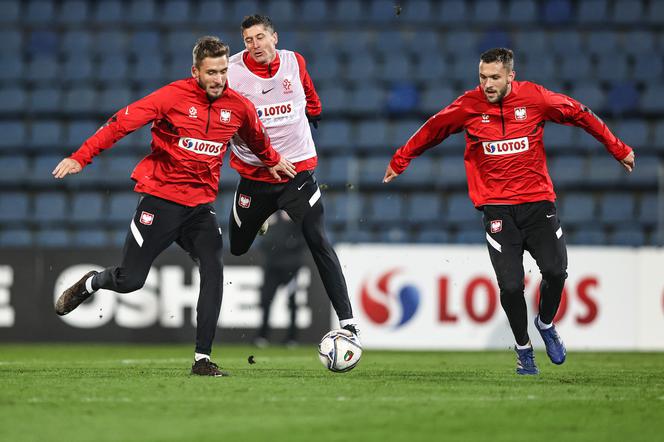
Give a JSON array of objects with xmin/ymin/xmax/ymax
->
[
  {"xmin": 406, "ymin": 194, "xmax": 442, "ymax": 224},
  {"xmin": 0, "ymin": 192, "xmax": 29, "ymax": 223},
  {"xmin": 611, "ymin": 0, "xmax": 644, "ymax": 24},
  {"xmin": 107, "ymin": 192, "xmax": 139, "ymax": 224},
  {"xmin": 348, "ymin": 84, "xmax": 385, "ymax": 114},
  {"xmin": 454, "ymin": 227, "xmax": 484, "ymax": 244},
  {"xmin": 111, "ymin": 229, "xmax": 129, "ymax": 247},
  {"xmin": 30, "ymin": 155, "xmax": 64, "ymax": 185},
  {"xmin": 35, "ymin": 229, "xmax": 71, "ymax": 247},
  {"xmin": 359, "ymin": 156, "xmax": 392, "ymax": 187},
  {"xmin": 398, "ymin": 0, "xmax": 433, "ymax": 23},
  {"xmin": 65, "ymin": 121, "xmax": 98, "ymax": 147},
  {"xmin": 127, "ymin": 0, "xmax": 156, "ymax": 24},
  {"xmin": 512, "ymin": 31, "xmax": 547, "ymax": 59},
  {"xmin": 639, "ymin": 85, "xmax": 664, "ymax": 114},
  {"xmin": 397, "ymin": 157, "xmax": 438, "ymax": 186},
  {"xmin": 576, "ymin": 0, "xmax": 608, "ymax": 23},
  {"xmin": 543, "ymin": 0, "xmax": 572, "ymax": 23},
  {"xmin": 570, "ymin": 227, "xmax": 606, "ymax": 245},
  {"xmin": 93, "ymin": 31, "xmax": 127, "ymax": 56},
  {"xmin": 568, "ymin": 83, "xmax": 606, "ymax": 112},
  {"xmin": 356, "ymin": 120, "xmax": 390, "ymax": 151},
  {"xmin": 413, "ymin": 55, "xmax": 448, "ymax": 82},
  {"xmin": 378, "ymin": 57, "xmax": 411, "ymax": 82},
  {"xmin": 97, "ymin": 86, "xmax": 132, "ymax": 115},
  {"xmin": 420, "ymin": 86, "xmax": 456, "ymax": 114},
  {"xmin": 392, "ymin": 120, "xmax": 422, "ymax": 146},
  {"xmin": 368, "ymin": 0, "xmax": 398, "ymax": 24},
  {"xmin": 646, "ymin": 1, "xmax": 664, "ymax": 24},
  {"xmin": 0, "ymin": 156, "xmax": 30, "ymax": 185},
  {"xmin": 61, "ymin": 30, "xmax": 92, "ymax": 57},
  {"xmin": 97, "ymin": 56, "xmax": 129, "ymax": 85},
  {"xmin": 632, "ymin": 54, "xmax": 663, "ymax": 83},
  {"xmin": 57, "ymin": 0, "xmax": 90, "ymax": 25},
  {"xmin": 506, "ymin": 0, "xmax": 537, "ymax": 23},
  {"xmin": 330, "ymin": 0, "xmax": 364, "ymax": 22},
  {"xmin": 27, "ymin": 30, "xmax": 58, "ymax": 55},
  {"xmin": 161, "ymin": 0, "xmax": 190, "ymax": 24},
  {"xmin": 0, "ymin": 87, "xmax": 27, "ymax": 113},
  {"xmin": 375, "ymin": 227, "xmax": 409, "ymax": 243},
  {"xmin": 595, "ymin": 55, "xmax": 629, "ymax": 82},
  {"xmin": 558, "ymin": 56, "xmax": 592, "ymax": 82},
  {"xmin": 73, "ymin": 230, "xmax": 109, "ymax": 247},
  {"xmin": 28, "ymin": 120, "xmax": 64, "ymax": 150},
  {"xmin": 471, "ymin": 0, "xmax": 500, "ymax": 23},
  {"xmin": 128, "ymin": 31, "xmax": 160, "ymax": 57},
  {"xmin": 549, "ymin": 155, "xmax": 586, "ymax": 187},
  {"xmin": 586, "ymin": 31, "xmax": 619, "ymax": 57},
  {"xmin": 103, "ymin": 155, "xmax": 139, "ymax": 186},
  {"xmin": 624, "ymin": 155, "xmax": 659, "ymax": 187},
  {"xmin": 558, "ymin": 193, "xmax": 596, "ymax": 224},
  {"xmin": 521, "ymin": 56, "xmax": 556, "ymax": 85},
  {"xmin": 307, "ymin": 55, "xmax": 340, "ymax": 83},
  {"xmin": 637, "ymin": 194, "xmax": 658, "ymax": 227},
  {"xmin": 315, "ymin": 120, "xmax": 352, "ymax": 152},
  {"xmin": 548, "ymin": 31, "xmax": 582, "ymax": 56},
  {"xmin": 300, "ymin": 0, "xmax": 328, "ymax": 23},
  {"xmin": 165, "ymin": 31, "xmax": 196, "ymax": 58},
  {"xmin": 132, "ymin": 55, "xmax": 165, "ymax": 84},
  {"xmin": 26, "ymin": 56, "xmax": 59, "ymax": 82},
  {"xmin": 318, "ymin": 156, "xmax": 352, "ymax": 187},
  {"xmin": 70, "ymin": 193, "xmax": 105, "ymax": 223},
  {"xmin": 445, "ymin": 31, "xmax": 478, "ymax": 56},
  {"xmin": 62, "ymin": 86, "xmax": 96, "ymax": 113},
  {"xmin": 28, "ymin": 87, "xmax": 62, "ymax": 113},
  {"xmin": 325, "ymin": 192, "xmax": 355, "ymax": 225},
  {"xmin": 25, "ymin": 0, "xmax": 56, "ymax": 24},
  {"xmin": 0, "ymin": 56, "xmax": 23, "ymax": 81},
  {"xmin": 437, "ymin": 155, "xmax": 466, "ymax": 187},
  {"xmin": 229, "ymin": 0, "xmax": 260, "ymax": 24},
  {"xmin": 343, "ymin": 57, "xmax": 377, "ymax": 81},
  {"xmin": 0, "ymin": 30, "xmax": 22, "ymax": 55},
  {"xmin": 414, "ymin": 228, "xmax": 449, "ymax": 244},
  {"xmin": 599, "ymin": 193, "xmax": 635, "ymax": 224},
  {"xmin": 611, "ymin": 227, "xmax": 645, "ymax": 247},
  {"xmin": 622, "ymin": 31, "xmax": 655, "ymax": 57},
  {"xmin": 477, "ymin": 30, "xmax": 511, "ymax": 53},
  {"xmin": 368, "ymin": 193, "xmax": 404, "ymax": 223},
  {"xmin": 266, "ymin": 0, "xmax": 296, "ymax": 22},
  {"xmin": 92, "ymin": 0, "xmax": 124, "ymax": 24},
  {"xmin": 544, "ymin": 124, "xmax": 575, "ymax": 151},
  {"xmin": 607, "ymin": 81, "xmax": 639, "ymax": 116},
  {"xmin": 0, "ymin": 121, "xmax": 27, "ymax": 151},
  {"xmin": 318, "ymin": 85, "xmax": 351, "ymax": 113},
  {"xmin": 33, "ymin": 192, "xmax": 68, "ymax": 224},
  {"xmin": 341, "ymin": 229, "xmax": 376, "ymax": 244},
  {"xmin": 437, "ymin": 0, "xmax": 468, "ymax": 24},
  {"xmin": 445, "ymin": 193, "xmax": 480, "ymax": 225},
  {"xmin": 0, "ymin": 229, "xmax": 32, "ymax": 247},
  {"xmin": 586, "ymin": 156, "xmax": 625, "ymax": 186},
  {"xmin": 62, "ymin": 57, "xmax": 93, "ymax": 84},
  {"xmin": 165, "ymin": 52, "xmax": 192, "ymax": 81},
  {"xmin": 0, "ymin": 1, "xmax": 20, "ymax": 25},
  {"xmin": 613, "ymin": 120, "xmax": 649, "ymax": 148},
  {"xmin": 191, "ymin": 0, "xmax": 224, "ymax": 25}
]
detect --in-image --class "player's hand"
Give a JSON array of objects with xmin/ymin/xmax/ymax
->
[
  {"xmin": 52, "ymin": 158, "xmax": 82, "ymax": 179},
  {"xmin": 383, "ymin": 165, "xmax": 399, "ymax": 183},
  {"xmin": 269, "ymin": 157, "xmax": 296, "ymax": 180},
  {"xmin": 306, "ymin": 112, "xmax": 321, "ymax": 129},
  {"xmin": 620, "ymin": 151, "xmax": 635, "ymax": 173}
]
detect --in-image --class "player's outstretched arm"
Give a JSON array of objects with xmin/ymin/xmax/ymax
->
[
  {"xmin": 383, "ymin": 165, "xmax": 399, "ymax": 183},
  {"xmin": 52, "ymin": 158, "xmax": 83, "ymax": 179},
  {"xmin": 268, "ymin": 157, "xmax": 296, "ymax": 180},
  {"xmin": 620, "ymin": 151, "xmax": 635, "ymax": 173}
]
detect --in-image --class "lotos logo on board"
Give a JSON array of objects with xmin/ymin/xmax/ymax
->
[
  {"xmin": 255, "ymin": 101, "xmax": 294, "ymax": 120},
  {"xmin": 360, "ymin": 269, "xmax": 420, "ymax": 328}
]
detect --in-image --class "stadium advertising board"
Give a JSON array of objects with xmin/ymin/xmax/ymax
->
[
  {"xmin": 0, "ymin": 249, "xmax": 329, "ymax": 343},
  {"xmin": 337, "ymin": 245, "xmax": 664, "ymax": 351}
]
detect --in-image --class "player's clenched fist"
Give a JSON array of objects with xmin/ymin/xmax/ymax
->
[{"xmin": 52, "ymin": 158, "xmax": 82, "ymax": 179}]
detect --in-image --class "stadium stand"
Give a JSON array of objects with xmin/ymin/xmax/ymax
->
[{"xmin": 0, "ymin": 0, "xmax": 661, "ymax": 246}]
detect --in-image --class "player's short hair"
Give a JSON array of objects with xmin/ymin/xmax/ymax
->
[
  {"xmin": 192, "ymin": 36, "xmax": 229, "ymax": 68},
  {"xmin": 480, "ymin": 48, "xmax": 514, "ymax": 72},
  {"xmin": 241, "ymin": 14, "xmax": 275, "ymax": 33}
]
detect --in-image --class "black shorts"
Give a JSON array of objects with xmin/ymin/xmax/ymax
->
[{"xmin": 231, "ymin": 170, "xmax": 321, "ymax": 233}]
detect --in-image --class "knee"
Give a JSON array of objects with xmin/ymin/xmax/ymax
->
[
  {"xmin": 230, "ymin": 243, "xmax": 249, "ymax": 256},
  {"xmin": 499, "ymin": 281, "xmax": 524, "ymax": 301},
  {"xmin": 542, "ymin": 269, "xmax": 568, "ymax": 285},
  {"xmin": 115, "ymin": 276, "xmax": 146, "ymax": 293}
]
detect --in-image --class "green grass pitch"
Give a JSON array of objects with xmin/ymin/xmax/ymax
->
[{"xmin": 0, "ymin": 344, "xmax": 662, "ymax": 441}]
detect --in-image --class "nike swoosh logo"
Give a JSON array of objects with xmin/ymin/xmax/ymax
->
[
  {"xmin": 261, "ymin": 88, "xmax": 274, "ymax": 94},
  {"xmin": 546, "ymin": 214, "xmax": 555, "ymax": 218},
  {"xmin": 124, "ymin": 106, "xmax": 129, "ymax": 115},
  {"xmin": 297, "ymin": 183, "xmax": 306, "ymax": 190},
  {"xmin": 210, "ymin": 210, "xmax": 216, "ymax": 215}
]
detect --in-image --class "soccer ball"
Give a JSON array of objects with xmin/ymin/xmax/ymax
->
[{"xmin": 318, "ymin": 329, "xmax": 362, "ymax": 372}]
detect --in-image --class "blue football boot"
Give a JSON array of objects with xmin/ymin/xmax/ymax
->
[
  {"xmin": 515, "ymin": 345, "xmax": 539, "ymax": 375},
  {"xmin": 534, "ymin": 315, "xmax": 567, "ymax": 365}
]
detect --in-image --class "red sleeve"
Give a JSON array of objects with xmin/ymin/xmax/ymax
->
[
  {"xmin": 390, "ymin": 95, "xmax": 468, "ymax": 174},
  {"xmin": 70, "ymin": 85, "xmax": 177, "ymax": 168},
  {"xmin": 538, "ymin": 85, "xmax": 633, "ymax": 161},
  {"xmin": 294, "ymin": 52, "xmax": 321, "ymax": 117},
  {"xmin": 236, "ymin": 96, "xmax": 281, "ymax": 167}
]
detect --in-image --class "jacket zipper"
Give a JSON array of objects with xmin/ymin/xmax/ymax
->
[
  {"xmin": 499, "ymin": 102, "xmax": 505, "ymax": 136},
  {"xmin": 205, "ymin": 104, "xmax": 212, "ymax": 134}
]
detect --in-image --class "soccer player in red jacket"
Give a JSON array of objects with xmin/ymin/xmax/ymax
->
[
  {"xmin": 384, "ymin": 48, "xmax": 635, "ymax": 375},
  {"xmin": 226, "ymin": 15, "xmax": 359, "ymax": 339},
  {"xmin": 52, "ymin": 36, "xmax": 295, "ymax": 377}
]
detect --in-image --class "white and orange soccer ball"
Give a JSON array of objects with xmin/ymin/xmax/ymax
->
[{"xmin": 318, "ymin": 329, "xmax": 362, "ymax": 373}]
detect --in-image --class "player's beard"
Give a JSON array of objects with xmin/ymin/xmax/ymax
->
[
  {"xmin": 485, "ymin": 83, "xmax": 510, "ymax": 103},
  {"xmin": 199, "ymin": 79, "xmax": 223, "ymax": 101}
]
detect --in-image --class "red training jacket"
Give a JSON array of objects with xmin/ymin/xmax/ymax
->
[
  {"xmin": 70, "ymin": 78, "xmax": 280, "ymax": 206},
  {"xmin": 390, "ymin": 81, "xmax": 633, "ymax": 207}
]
